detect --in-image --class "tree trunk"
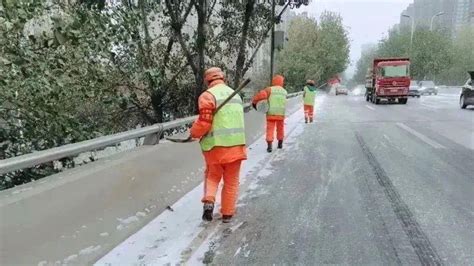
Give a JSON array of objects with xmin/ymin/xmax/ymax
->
[
  {"xmin": 233, "ymin": 0, "xmax": 255, "ymax": 89},
  {"xmin": 138, "ymin": 0, "xmax": 163, "ymax": 123},
  {"xmin": 194, "ymin": 0, "xmax": 207, "ymax": 113}
]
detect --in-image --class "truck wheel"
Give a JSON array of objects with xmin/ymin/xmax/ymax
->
[
  {"xmin": 399, "ymin": 98, "xmax": 407, "ymax": 104},
  {"xmin": 374, "ymin": 95, "xmax": 380, "ymax": 104},
  {"xmin": 460, "ymin": 95, "xmax": 467, "ymax": 109}
]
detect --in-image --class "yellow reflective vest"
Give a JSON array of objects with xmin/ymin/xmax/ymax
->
[
  {"xmin": 200, "ymin": 84, "xmax": 246, "ymax": 152},
  {"xmin": 304, "ymin": 86, "xmax": 316, "ymax": 106},
  {"xmin": 268, "ymin": 86, "xmax": 288, "ymax": 116}
]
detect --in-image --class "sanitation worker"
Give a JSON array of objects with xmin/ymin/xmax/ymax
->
[
  {"xmin": 252, "ymin": 75, "xmax": 288, "ymax": 153},
  {"xmin": 303, "ymin": 80, "xmax": 317, "ymax": 123},
  {"xmin": 190, "ymin": 67, "xmax": 247, "ymax": 223}
]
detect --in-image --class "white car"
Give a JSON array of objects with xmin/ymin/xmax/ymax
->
[{"xmin": 336, "ymin": 86, "xmax": 348, "ymax": 95}]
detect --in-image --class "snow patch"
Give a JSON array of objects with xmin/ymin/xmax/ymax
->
[
  {"xmin": 79, "ymin": 245, "xmax": 101, "ymax": 256},
  {"xmin": 63, "ymin": 254, "xmax": 78, "ymax": 263},
  {"xmin": 136, "ymin": 211, "xmax": 147, "ymax": 217},
  {"xmin": 100, "ymin": 232, "xmax": 109, "ymax": 237}
]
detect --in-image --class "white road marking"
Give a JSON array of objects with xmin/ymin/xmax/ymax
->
[
  {"xmin": 421, "ymin": 103, "xmax": 437, "ymax": 109},
  {"xmin": 365, "ymin": 105, "xmax": 375, "ymax": 111},
  {"xmin": 396, "ymin": 123, "xmax": 446, "ymax": 149}
]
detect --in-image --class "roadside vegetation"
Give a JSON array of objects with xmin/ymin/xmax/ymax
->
[
  {"xmin": 352, "ymin": 26, "xmax": 474, "ymax": 85},
  {"xmin": 276, "ymin": 12, "xmax": 350, "ymax": 91},
  {"xmin": 0, "ymin": 1, "xmax": 349, "ymax": 189}
]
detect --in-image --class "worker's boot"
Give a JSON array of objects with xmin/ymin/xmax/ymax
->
[
  {"xmin": 310, "ymin": 117, "xmax": 314, "ymax": 123},
  {"xmin": 202, "ymin": 202, "xmax": 214, "ymax": 222},
  {"xmin": 267, "ymin": 141, "xmax": 273, "ymax": 153},
  {"xmin": 305, "ymin": 117, "xmax": 308, "ymax": 124},
  {"xmin": 222, "ymin": 215, "xmax": 233, "ymax": 223},
  {"xmin": 278, "ymin": 140, "xmax": 283, "ymax": 149}
]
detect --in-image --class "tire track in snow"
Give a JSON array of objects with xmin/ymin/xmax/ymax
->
[{"xmin": 355, "ymin": 133, "xmax": 442, "ymax": 266}]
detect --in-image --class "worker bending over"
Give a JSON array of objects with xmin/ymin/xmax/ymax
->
[
  {"xmin": 252, "ymin": 75, "xmax": 288, "ymax": 153},
  {"xmin": 190, "ymin": 67, "xmax": 247, "ymax": 223}
]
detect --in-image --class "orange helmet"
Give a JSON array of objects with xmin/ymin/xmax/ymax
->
[
  {"xmin": 204, "ymin": 67, "xmax": 225, "ymax": 85},
  {"xmin": 272, "ymin": 74, "xmax": 285, "ymax": 86}
]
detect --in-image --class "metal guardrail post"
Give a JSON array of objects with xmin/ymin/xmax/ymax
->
[{"xmin": 143, "ymin": 124, "xmax": 164, "ymax": 145}]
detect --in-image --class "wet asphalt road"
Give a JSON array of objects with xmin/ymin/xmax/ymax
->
[{"xmin": 205, "ymin": 94, "xmax": 474, "ymax": 265}]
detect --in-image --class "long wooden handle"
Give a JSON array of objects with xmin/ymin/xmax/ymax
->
[{"xmin": 214, "ymin": 78, "xmax": 251, "ymax": 114}]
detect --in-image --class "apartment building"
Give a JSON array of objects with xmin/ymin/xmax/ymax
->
[{"xmin": 400, "ymin": 0, "xmax": 472, "ymax": 34}]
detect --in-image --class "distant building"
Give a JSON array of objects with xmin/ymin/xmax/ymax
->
[
  {"xmin": 400, "ymin": 0, "xmax": 472, "ymax": 35},
  {"xmin": 254, "ymin": 8, "xmax": 297, "ymax": 73},
  {"xmin": 454, "ymin": 0, "xmax": 473, "ymax": 31},
  {"xmin": 471, "ymin": 0, "xmax": 474, "ymax": 26}
]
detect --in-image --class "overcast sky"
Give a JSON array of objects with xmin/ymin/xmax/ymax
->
[{"xmin": 294, "ymin": 0, "xmax": 414, "ymax": 77}]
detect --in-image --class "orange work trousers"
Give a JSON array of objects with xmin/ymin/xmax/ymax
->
[
  {"xmin": 266, "ymin": 119, "xmax": 284, "ymax": 142},
  {"xmin": 202, "ymin": 160, "xmax": 242, "ymax": 216},
  {"xmin": 304, "ymin": 105, "xmax": 314, "ymax": 119}
]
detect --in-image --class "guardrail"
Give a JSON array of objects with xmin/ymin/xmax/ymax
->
[{"xmin": 0, "ymin": 92, "xmax": 302, "ymax": 175}]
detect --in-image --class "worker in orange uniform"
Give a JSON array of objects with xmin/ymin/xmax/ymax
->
[
  {"xmin": 252, "ymin": 75, "xmax": 288, "ymax": 153},
  {"xmin": 303, "ymin": 80, "xmax": 317, "ymax": 123},
  {"xmin": 190, "ymin": 67, "xmax": 247, "ymax": 223}
]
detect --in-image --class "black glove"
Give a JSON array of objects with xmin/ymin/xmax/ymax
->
[{"xmin": 252, "ymin": 103, "xmax": 257, "ymax": 110}]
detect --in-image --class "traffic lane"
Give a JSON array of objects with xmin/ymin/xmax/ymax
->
[
  {"xmin": 0, "ymin": 97, "xmax": 303, "ymax": 265},
  {"xmin": 357, "ymin": 94, "xmax": 474, "ymax": 150},
  {"xmin": 211, "ymin": 114, "xmax": 419, "ymax": 265},
  {"xmin": 326, "ymin": 95, "xmax": 473, "ymax": 263},
  {"xmin": 209, "ymin": 95, "xmax": 472, "ymax": 265},
  {"xmin": 359, "ymin": 122, "xmax": 474, "ymax": 264},
  {"xmin": 390, "ymin": 95, "xmax": 474, "ymax": 149}
]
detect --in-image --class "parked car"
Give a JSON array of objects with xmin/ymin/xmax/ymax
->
[
  {"xmin": 408, "ymin": 80, "xmax": 421, "ymax": 97},
  {"xmin": 460, "ymin": 71, "xmax": 474, "ymax": 109},
  {"xmin": 336, "ymin": 85, "xmax": 348, "ymax": 95},
  {"xmin": 419, "ymin": 81, "xmax": 438, "ymax": 95}
]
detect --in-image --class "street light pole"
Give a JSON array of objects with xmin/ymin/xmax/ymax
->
[
  {"xmin": 430, "ymin": 12, "xmax": 445, "ymax": 31},
  {"xmin": 402, "ymin": 14, "xmax": 414, "ymax": 55}
]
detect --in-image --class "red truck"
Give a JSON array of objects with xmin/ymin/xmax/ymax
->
[{"xmin": 365, "ymin": 57, "xmax": 411, "ymax": 104}]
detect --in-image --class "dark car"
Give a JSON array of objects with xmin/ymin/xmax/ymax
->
[
  {"xmin": 408, "ymin": 80, "xmax": 421, "ymax": 97},
  {"xmin": 419, "ymin": 80, "xmax": 438, "ymax": 95},
  {"xmin": 460, "ymin": 71, "xmax": 474, "ymax": 109}
]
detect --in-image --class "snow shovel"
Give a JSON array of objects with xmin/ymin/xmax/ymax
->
[{"xmin": 166, "ymin": 78, "xmax": 251, "ymax": 143}]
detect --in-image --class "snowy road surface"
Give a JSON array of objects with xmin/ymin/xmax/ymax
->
[{"xmin": 97, "ymin": 94, "xmax": 474, "ymax": 265}]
